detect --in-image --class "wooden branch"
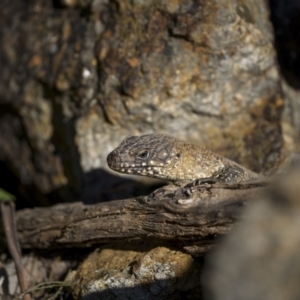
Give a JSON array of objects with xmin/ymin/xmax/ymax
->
[{"xmin": 16, "ymin": 180, "xmax": 267, "ymax": 252}]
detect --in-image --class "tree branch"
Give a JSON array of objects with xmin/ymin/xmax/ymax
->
[{"xmin": 16, "ymin": 180, "xmax": 266, "ymax": 253}]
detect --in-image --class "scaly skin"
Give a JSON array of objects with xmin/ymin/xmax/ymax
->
[{"xmin": 107, "ymin": 133, "xmax": 259, "ymax": 182}]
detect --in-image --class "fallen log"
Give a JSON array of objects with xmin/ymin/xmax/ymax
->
[{"xmin": 16, "ymin": 180, "xmax": 267, "ymax": 253}]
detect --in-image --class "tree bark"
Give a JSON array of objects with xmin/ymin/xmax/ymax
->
[{"xmin": 16, "ymin": 180, "xmax": 266, "ymax": 253}]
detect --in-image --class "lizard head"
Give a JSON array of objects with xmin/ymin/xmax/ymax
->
[{"xmin": 107, "ymin": 133, "xmax": 184, "ymax": 180}]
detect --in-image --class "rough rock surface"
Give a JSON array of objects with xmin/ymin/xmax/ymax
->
[
  {"xmin": 268, "ymin": 1, "xmax": 300, "ymax": 153},
  {"xmin": 71, "ymin": 242, "xmax": 202, "ymax": 300},
  {"xmin": 0, "ymin": 0, "xmax": 283, "ymax": 204},
  {"xmin": 203, "ymin": 168, "xmax": 300, "ymax": 300}
]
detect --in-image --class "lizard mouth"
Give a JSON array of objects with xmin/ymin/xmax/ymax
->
[
  {"xmin": 108, "ymin": 163, "xmax": 161, "ymax": 175},
  {"xmin": 107, "ymin": 151, "xmax": 164, "ymax": 176}
]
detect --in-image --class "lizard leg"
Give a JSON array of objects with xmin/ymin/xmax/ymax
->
[
  {"xmin": 191, "ymin": 165, "xmax": 246, "ymax": 186},
  {"xmin": 213, "ymin": 165, "xmax": 245, "ymax": 182}
]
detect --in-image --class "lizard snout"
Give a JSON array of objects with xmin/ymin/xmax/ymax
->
[{"xmin": 107, "ymin": 150, "xmax": 120, "ymax": 168}]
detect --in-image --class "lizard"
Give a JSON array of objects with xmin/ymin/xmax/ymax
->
[{"xmin": 107, "ymin": 133, "xmax": 259, "ymax": 183}]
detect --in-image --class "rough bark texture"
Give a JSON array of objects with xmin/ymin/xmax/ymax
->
[
  {"xmin": 0, "ymin": 0, "xmax": 283, "ymax": 205},
  {"xmin": 16, "ymin": 180, "xmax": 266, "ymax": 253}
]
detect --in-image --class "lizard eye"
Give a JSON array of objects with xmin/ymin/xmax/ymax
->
[{"xmin": 137, "ymin": 150, "xmax": 149, "ymax": 159}]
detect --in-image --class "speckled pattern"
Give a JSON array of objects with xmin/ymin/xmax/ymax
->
[{"xmin": 107, "ymin": 134, "xmax": 259, "ymax": 182}]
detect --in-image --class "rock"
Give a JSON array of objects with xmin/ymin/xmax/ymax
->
[
  {"xmin": 0, "ymin": 0, "xmax": 283, "ymax": 204},
  {"xmin": 203, "ymin": 167, "xmax": 300, "ymax": 300},
  {"xmin": 71, "ymin": 242, "xmax": 202, "ymax": 300}
]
